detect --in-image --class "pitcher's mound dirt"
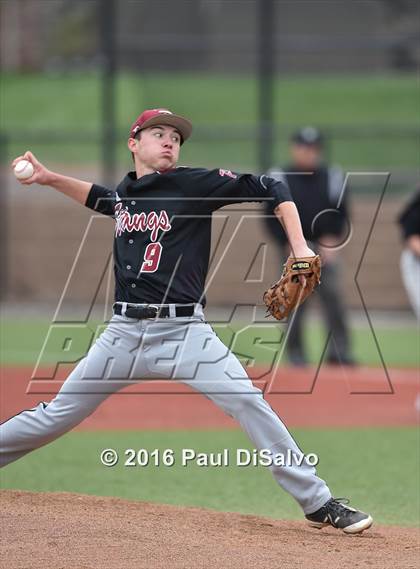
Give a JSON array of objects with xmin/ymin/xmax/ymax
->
[{"xmin": 1, "ymin": 490, "xmax": 418, "ymax": 569}]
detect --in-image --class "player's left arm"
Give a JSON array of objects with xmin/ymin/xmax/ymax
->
[
  {"xmin": 273, "ymin": 201, "xmax": 315, "ymax": 257},
  {"xmin": 241, "ymin": 172, "xmax": 315, "ymax": 257},
  {"xmin": 187, "ymin": 168, "xmax": 314, "ymax": 257}
]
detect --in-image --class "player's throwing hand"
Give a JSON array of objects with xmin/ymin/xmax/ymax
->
[{"xmin": 12, "ymin": 151, "xmax": 53, "ymax": 186}]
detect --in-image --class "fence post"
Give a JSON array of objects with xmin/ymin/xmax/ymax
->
[
  {"xmin": 257, "ymin": 0, "xmax": 275, "ymax": 174},
  {"xmin": 0, "ymin": 132, "xmax": 9, "ymax": 299},
  {"xmin": 100, "ymin": 0, "xmax": 117, "ymax": 188}
]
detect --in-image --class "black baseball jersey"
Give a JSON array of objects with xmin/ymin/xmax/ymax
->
[
  {"xmin": 264, "ymin": 165, "xmax": 349, "ymax": 246},
  {"xmin": 85, "ymin": 167, "xmax": 292, "ymax": 306}
]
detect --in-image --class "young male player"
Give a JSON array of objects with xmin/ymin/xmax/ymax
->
[{"xmin": 2, "ymin": 108, "xmax": 372, "ymax": 534}]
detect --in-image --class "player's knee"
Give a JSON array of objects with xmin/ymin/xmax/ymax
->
[
  {"xmin": 43, "ymin": 395, "xmax": 97, "ymax": 429},
  {"xmin": 223, "ymin": 390, "xmax": 265, "ymax": 417}
]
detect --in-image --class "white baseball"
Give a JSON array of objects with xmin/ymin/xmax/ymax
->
[{"xmin": 14, "ymin": 159, "xmax": 34, "ymax": 180}]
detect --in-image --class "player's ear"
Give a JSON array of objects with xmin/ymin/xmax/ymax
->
[{"xmin": 127, "ymin": 138, "xmax": 138, "ymax": 153}]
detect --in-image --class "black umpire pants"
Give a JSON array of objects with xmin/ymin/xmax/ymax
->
[{"xmin": 286, "ymin": 260, "xmax": 352, "ymax": 364}]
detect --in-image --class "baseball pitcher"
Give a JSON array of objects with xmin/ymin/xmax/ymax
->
[{"xmin": 1, "ymin": 108, "xmax": 372, "ymax": 534}]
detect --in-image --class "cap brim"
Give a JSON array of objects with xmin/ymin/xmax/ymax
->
[{"xmin": 137, "ymin": 114, "xmax": 192, "ymax": 143}]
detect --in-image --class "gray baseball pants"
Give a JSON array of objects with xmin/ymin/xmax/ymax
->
[{"xmin": 0, "ymin": 305, "xmax": 331, "ymax": 514}]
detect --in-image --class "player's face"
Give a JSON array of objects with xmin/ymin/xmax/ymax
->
[
  {"xmin": 130, "ymin": 125, "xmax": 181, "ymax": 171},
  {"xmin": 290, "ymin": 143, "xmax": 322, "ymax": 170}
]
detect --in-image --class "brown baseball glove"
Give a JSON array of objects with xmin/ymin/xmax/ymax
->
[{"xmin": 263, "ymin": 255, "xmax": 322, "ymax": 320}]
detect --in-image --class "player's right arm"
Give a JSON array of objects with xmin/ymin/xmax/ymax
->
[
  {"xmin": 12, "ymin": 151, "xmax": 95, "ymax": 206},
  {"xmin": 12, "ymin": 151, "xmax": 116, "ymax": 216}
]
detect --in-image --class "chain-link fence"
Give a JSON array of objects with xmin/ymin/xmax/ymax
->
[
  {"xmin": 1, "ymin": 0, "xmax": 419, "ymax": 307},
  {"xmin": 1, "ymin": 0, "xmax": 419, "ymax": 185}
]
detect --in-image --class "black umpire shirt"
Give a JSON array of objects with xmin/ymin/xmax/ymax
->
[
  {"xmin": 85, "ymin": 167, "xmax": 292, "ymax": 306},
  {"xmin": 398, "ymin": 189, "xmax": 420, "ymax": 241},
  {"xmin": 264, "ymin": 164, "xmax": 348, "ymax": 246}
]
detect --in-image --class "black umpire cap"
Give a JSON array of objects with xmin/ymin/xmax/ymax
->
[{"xmin": 291, "ymin": 126, "xmax": 324, "ymax": 146}]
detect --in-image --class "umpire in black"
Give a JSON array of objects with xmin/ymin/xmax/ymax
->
[{"xmin": 264, "ymin": 127, "xmax": 355, "ymax": 366}]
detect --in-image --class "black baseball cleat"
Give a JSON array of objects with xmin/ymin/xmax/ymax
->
[{"xmin": 305, "ymin": 498, "xmax": 373, "ymax": 534}]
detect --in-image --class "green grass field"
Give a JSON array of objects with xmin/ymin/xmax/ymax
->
[
  {"xmin": 1, "ymin": 72, "xmax": 418, "ymax": 171},
  {"xmin": 0, "ymin": 428, "xmax": 418, "ymax": 526},
  {"xmin": 1, "ymin": 319, "xmax": 418, "ymax": 527},
  {"xmin": 1, "ymin": 318, "xmax": 418, "ymax": 368}
]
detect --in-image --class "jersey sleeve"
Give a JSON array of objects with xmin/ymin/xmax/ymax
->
[
  {"xmin": 85, "ymin": 184, "xmax": 116, "ymax": 217},
  {"xmin": 180, "ymin": 168, "xmax": 292, "ymax": 213}
]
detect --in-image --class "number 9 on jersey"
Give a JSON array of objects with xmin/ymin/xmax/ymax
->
[{"xmin": 140, "ymin": 242, "xmax": 163, "ymax": 273}]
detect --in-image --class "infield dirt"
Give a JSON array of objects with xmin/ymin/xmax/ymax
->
[{"xmin": 1, "ymin": 490, "xmax": 419, "ymax": 569}]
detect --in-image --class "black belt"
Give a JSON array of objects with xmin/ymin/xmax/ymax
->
[{"xmin": 113, "ymin": 302, "xmax": 196, "ymax": 319}]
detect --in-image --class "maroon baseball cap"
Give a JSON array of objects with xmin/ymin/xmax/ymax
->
[{"xmin": 129, "ymin": 108, "xmax": 192, "ymax": 144}]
